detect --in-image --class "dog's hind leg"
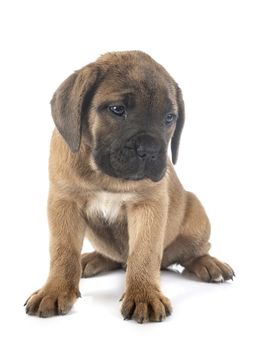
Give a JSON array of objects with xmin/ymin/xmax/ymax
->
[
  {"xmin": 162, "ymin": 192, "xmax": 234, "ymax": 282},
  {"xmin": 81, "ymin": 251, "xmax": 122, "ymax": 278}
]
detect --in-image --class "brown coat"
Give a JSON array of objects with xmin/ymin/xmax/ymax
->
[{"xmin": 25, "ymin": 51, "xmax": 234, "ymax": 323}]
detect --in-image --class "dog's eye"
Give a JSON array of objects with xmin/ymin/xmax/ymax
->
[
  {"xmin": 165, "ymin": 113, "xmax": 177, "ymax": 126},
  {"xmin": 108, "ymin": 105, "xmax": 126, "ymax": 117}
]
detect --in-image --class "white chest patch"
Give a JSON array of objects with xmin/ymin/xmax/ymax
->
[{"xmin": 87, "ymin": 191, "xmax": 133, "ymax": 223}]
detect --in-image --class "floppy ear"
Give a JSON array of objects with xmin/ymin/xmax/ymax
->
[
  {"xmin": 50, "ymin": 64, "xmax": 99, "ymax": 152},
  {"xmin": 171, "ymin": 85, "xmax": 185, "ymax": 164}
]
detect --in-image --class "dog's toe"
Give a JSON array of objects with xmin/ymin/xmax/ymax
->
[
  {"xmin": 184, "ymin": 255, "xmax": 234, "ymax": 283},
  {"xmin": 121, "ymin": 288, "xmax": 172, "ymax": 323}
]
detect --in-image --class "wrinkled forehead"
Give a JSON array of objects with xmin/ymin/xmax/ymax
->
[{"xmin": 93, "ymin": 64, "xmax": 178, "ymax": 113}]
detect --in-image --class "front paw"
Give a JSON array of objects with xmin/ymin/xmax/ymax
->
[
  {"xmin": 121, "ymin": 286, "xmax": 172, "ymax": 323},
  {"xmin": 25, "ymin": 283, "xmax": 80, "ymax": 317}
]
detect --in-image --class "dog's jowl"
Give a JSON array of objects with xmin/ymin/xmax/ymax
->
[{"xmin": 25, "ymin": 51, "xmax": 234, "ymax": 323}]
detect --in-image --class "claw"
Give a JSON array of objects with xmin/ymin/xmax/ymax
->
[
  {"xmin": 138, "ymin": 316, "xmax": 144, "ymax": 324},
  {"xmin": 119, "ymin": 293, "xmax": 125, "ymax": 302},
  {"xmin": 166, "ymin": 310, "xmax": 171, "ymax": 316},
  {"xmin": 24, "ymin": 296, "xmax": 30, "ymax": 306},
  {"xmin": 123, "ymin": 309, "xmax": 134, "ymax": 320}
]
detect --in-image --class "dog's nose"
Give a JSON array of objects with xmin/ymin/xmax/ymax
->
[{"xmin": 135, "ymin": 135, "xmax": 161, "ymax": 161}]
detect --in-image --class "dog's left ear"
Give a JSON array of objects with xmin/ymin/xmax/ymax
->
[
  {"xmin": 171, "ymin": 85, "xmax": 185, "ymax": 164},
  {"xmin": 51, "ymin": 64, "xmax": 99, "ymax": 152}
]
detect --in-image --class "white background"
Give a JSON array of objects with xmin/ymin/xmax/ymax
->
[{"xmin": 0, "ymin": 0, "xmax": 256, "ymax": 349}]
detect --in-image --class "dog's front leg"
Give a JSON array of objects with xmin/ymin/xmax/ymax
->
[
  {"xmin": 25, "ymin": 194, "xmax": 85, "ymax": 317},
  {"xmin": 121, "ymin": 199, "xmax": 172, "ymax": 323}
]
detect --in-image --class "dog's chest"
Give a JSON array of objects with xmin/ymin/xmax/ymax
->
[{"xmin": 87, "ymin": 191, "xmax": 133, "ymax": 222}]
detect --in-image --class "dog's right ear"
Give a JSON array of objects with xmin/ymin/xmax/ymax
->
[
  {"xmin": 171, "ymin": 85, "xmax": 185, "ymax": 164},
  {"xmin": 51, "ymin": 64, "xmax": 99, "ymax": 152}
]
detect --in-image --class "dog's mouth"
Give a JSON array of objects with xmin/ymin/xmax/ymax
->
[
  {"xmin": 93, "ymin": 148, "xmax": 167, "ymax": 182},
  {"xmin": 111, "ymin": 152, "xmax": 167, "ymax": 182},
  {"xmin": 92, "ymin": 133, "xmax": 168, "ymax": 182}
]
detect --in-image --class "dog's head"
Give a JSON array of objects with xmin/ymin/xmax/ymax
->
[{"xmin": 51, "ymin": 51, "xmax": 185, "ymax": 182}]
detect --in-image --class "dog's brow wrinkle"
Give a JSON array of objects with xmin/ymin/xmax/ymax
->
[{"xmin": 101, "ymin": 91, "xmax": 135, "ymax": 99}]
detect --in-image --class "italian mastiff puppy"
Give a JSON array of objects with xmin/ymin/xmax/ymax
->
[{"xmin": 25, "ymin": 51, "xmax": 234, "ymax": 323}]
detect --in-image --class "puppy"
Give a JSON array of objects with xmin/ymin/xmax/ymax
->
[{"xmin": 25, "ymin": 51, "xmax": 234, "ymax": 323}]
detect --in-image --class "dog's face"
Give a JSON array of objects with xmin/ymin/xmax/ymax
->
[{"xmin": 51, "ymin": 51, "xmax": 185, "ymax": 182}]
